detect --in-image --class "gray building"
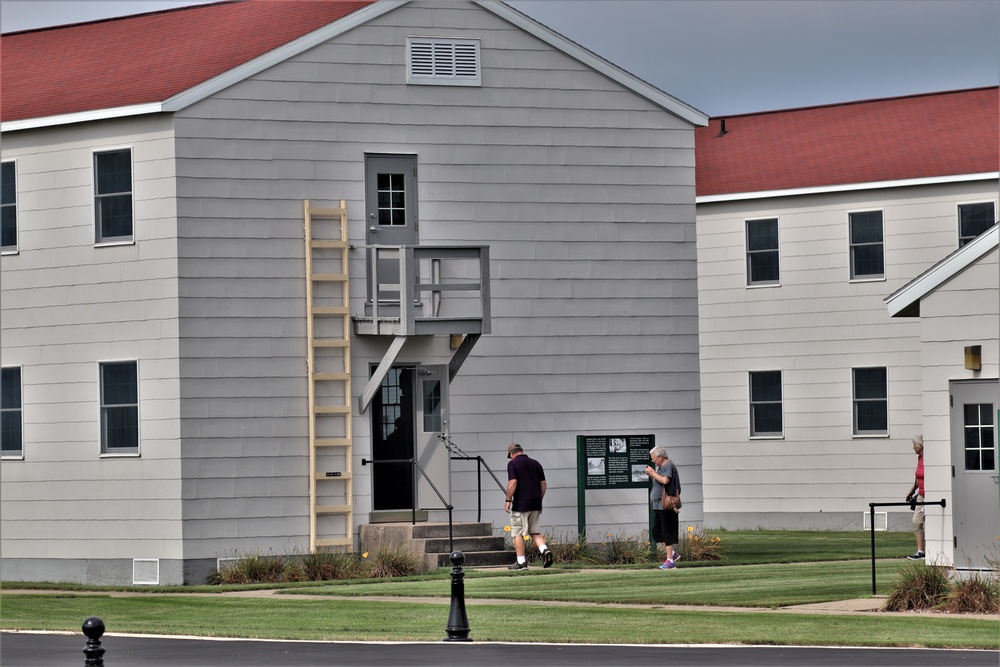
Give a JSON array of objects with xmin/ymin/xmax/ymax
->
[{"xmin": 0, "ymin": 0, "xmax": 706, "ymax": 584}]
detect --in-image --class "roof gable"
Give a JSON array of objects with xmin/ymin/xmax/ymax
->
[
  {"xmin": 2, "ymin": 0, "xmax": 707, "ymax": 132},
  {"xmin": 2, "ymin": 0, "xmax": 378, "ymax": 126},
  {"xmin": 696, "ymin": 87, "xmax": 999, "ymax": 199},
  {"xmin": 885, "ymin": 223, "xmax": 999, "ymax": 318}
]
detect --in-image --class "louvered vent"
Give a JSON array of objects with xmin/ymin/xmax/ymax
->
[
  {"xmin": 862, "ymin": 511, "xmax": 888, "ymax": 531},
  {"xmin": 408, "ymin": 37, "xmax": 481, "ymax": 86},
  {"xmin": 132, "ymin": 558, "xmax": 159, "ymax": 585}
]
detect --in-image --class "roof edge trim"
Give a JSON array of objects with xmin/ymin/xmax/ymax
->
[
  {"xmin": 473, "ymin": 0, "xmax": 708, "ymax": 127},
  {"xmin": 885, "ymin": 223, "xmax": 999, "ymax": 317},
  {"xmin": 164, "ymin": 0, "xmax": 409, "ymax": 113},
  {"xmin": 1, "ymin": 103, "xmax": 165, "ymax": 133},
  {"xmin": 697, "ymin": 172, "xmax": 1000, "ymax": 204}
]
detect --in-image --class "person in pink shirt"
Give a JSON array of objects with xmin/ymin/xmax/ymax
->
[{"xmin": 905, "ymin": 435, "xmax": 925, "ymax": 560}]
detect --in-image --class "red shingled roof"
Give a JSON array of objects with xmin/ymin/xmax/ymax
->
[
  {"xmin": 695, "ymin": 87, "xmax": 1000, "ymax": 198},
  {"xmin": 1, "ymin": 0, "xmax": 375, "ymax": 123}
]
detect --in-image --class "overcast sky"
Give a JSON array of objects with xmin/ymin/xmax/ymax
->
[{"xmin": 1, "ymin": 0, "xmax": 997, "ymax": 116}]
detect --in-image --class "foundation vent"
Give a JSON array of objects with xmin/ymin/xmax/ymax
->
[
  {"xmin": 132, "ymin": 558, "xmax": 159, "ymax": 585},
  {"xmin": 862, "ymin": 512, "xmax": 888, "ymax": 531}
]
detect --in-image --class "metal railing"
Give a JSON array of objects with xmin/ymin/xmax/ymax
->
[
  {"xmin": 361, "ymin": 456, "xmax": 456, "ymax": 552},
  {"xmin": 440, "ymin": 433, "xmax": 506, "ymax": 522},
  {"xmin": 867, "ymin": 498, "xmax": 946, "ymax": 595}
]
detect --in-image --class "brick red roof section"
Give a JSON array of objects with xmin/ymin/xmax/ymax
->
[
  {"xmin": 695, "ymin": 87, "xmax": 1000, "ymax": 197},
  {"xmin": 1, "ymin": 0, "xmax": 375, "ymax": 123}
]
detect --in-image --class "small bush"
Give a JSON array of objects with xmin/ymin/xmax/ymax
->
[
  {"xmin": 210, "ymin": 552, "xmax": 289, "ymax": 585},
  {"xmin": 676, "ymin": 525, "xmax": 726, "ymax": 562},
  {"xmin": 601, "ymin": 531, "xmax": 655, "ymax": 565},
  {"xmin": 939, "ymin": 575, "xmax": 1000, "ymax": 614},
  {"xmin": 546, "ymin": 531, "xmax": 593, "ymax": 564},
  {"xmin": 365, "ymin": 544, "xmax": 420, "ymax": 578},
  {"xmin": 882, "ymin": 561, "xmax": 951, "ymax": 611},
  {"xmin": 302, "ymin": 550, "xmax": 364, "ymax": 581}
]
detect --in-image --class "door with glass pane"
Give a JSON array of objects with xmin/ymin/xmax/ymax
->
[
  {"xmin": 949, "ymin": 380, "xmax": 999, "ymax": 569},
  {"xmin": 414, "ymin": 364, "xmax": 450, "ymax": 510},
  {"xmin": 364, "ymin": 155, "xmax": 418, "ymax": 309}
]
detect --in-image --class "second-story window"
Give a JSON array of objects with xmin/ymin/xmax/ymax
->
[
  {"xmin": 94, "ymin": 149, "xmax": 133, "ymax": 243},
  {"xmin": 1, "ymin": 161, "xmax": 16, "ymax": 252},
  {"xmin": 746, "ymin": 218, "xmax": 779, "ymax": 285},
  {"xmin": 849, "ymin": 210, "xmax": 884, "ymax": 279},
  {"xmin": 958, "ymin": 202, "xmax": 995, "ymax": 247}
]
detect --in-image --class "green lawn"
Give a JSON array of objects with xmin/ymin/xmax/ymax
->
[{"xmin": 2, "ymin": 531, "xmax": 996, "ymax": 649}]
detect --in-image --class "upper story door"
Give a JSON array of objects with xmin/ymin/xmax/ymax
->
[{"xmin": 365, "ymin": 155, "xmax": 419, "ymax": 307}]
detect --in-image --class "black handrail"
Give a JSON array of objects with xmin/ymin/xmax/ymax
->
[
  {"xmin": 440, "ymin": 434, "xmax": 506, "ymax": 522},
  {"xmin": 362, "ymin": 456, "xmax": 455, "ymax": 552},
  {"xmin": 868, "ymin": 499, "xmax": 946, "ymax": 595}
]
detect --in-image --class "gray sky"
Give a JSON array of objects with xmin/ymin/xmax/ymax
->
[{"xmin": 1, "ymin": 0, "xmax": 997, "ymax": 116}]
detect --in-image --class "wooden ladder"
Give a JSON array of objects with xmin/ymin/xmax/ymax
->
[{"xmin": 304, "ymin": 200, "xmax": 353, "ymax": 551}]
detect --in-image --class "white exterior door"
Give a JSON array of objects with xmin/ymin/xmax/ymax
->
[
  {"xmin": 950, "ymin": 379, "xmax": 999, "ymax": 570},
  {"xmin": 415, "ymin": 364, "xmax": 450, "ymax": 512}
]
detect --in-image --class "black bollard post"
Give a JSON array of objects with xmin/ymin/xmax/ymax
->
[
  {"xmin": 443, "ymin": 550, "xmax": 473, "ymax": 642},
  {"xmin": 82, "ymin": 616, "xmax": 105, "ymax": 666}
]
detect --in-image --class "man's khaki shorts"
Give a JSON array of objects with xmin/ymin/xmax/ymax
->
[{"xmin": 510, "ymin": 510, "xmax": 542, "ymax": 537}]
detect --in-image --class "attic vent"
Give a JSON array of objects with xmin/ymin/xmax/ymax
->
[
  {"xmin": 407, "ymin": 37, "xmax": 481, "ymax": 86},
  {"xmin": 862, "ymin": 512, "xmax": 887, "ymax": 532},
  {"xmin": 132, "ymin": 558, "xmax": 160, "ymax": 585}
]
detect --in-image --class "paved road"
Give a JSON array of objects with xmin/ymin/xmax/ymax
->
[{"xmin": 3, "ymin": 632, "xmax": 997, "ymax": 667}]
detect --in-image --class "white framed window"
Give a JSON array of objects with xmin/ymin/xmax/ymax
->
[
  {"xmin": 100, "ymin": 360, "xmax": 139, "ymax": 455},
  {"xmin": 746, "ymin": 218, "xmax": 779, "ymax": 286},
  {"xmin": 94, "ymin": 148, "xmax": 133, "ymax": 244},
  {"xmin": 749, "ymin": 370, "xmax": 783, "ymax": 437},
  {"xmin": 1, "ymin": 366, "xmax": 23, "ymax": 459},
  {"xmin": 849, "ymin": 210, "xmax": 884, "ymax": 279},
  {"xmin": 958, "ymin": 201, "xmax": 996, "ymax": 247},
  {"xmin": 407, "ymin": 37, "xmax": 481, "ymax": 86},
  {"xmin": 853, "ymin": 367, "xmax": 887, "ymax": 436},
  {"xmin": 1, "ymin": 161, "xmax": 17, "ymax": 253}
]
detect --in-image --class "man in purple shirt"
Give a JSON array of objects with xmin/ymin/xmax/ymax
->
[{"xmin": 505, "ymin": 442, "xmax": 553, "ymax": 570}]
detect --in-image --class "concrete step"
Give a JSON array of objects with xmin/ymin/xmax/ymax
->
[
  {"xmin": 425, "ymin": 549, "xmax": 513, "ymax": 569},
  {"xmin": 417, "ymin": 535, "xmax": 505, "ymax": 554},
  {"xmin": 410, "ymin": 522, "xmax": 493, "ymax": 539}
]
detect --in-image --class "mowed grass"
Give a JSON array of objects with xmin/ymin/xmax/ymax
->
[{"xmin": 3, "ymin": 594, "xmax": 997, "ymax": 649}]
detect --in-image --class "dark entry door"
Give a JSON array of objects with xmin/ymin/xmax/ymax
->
[{"xmin": 371, "ymin": 366, "xmax": 415, "ymax": 510}]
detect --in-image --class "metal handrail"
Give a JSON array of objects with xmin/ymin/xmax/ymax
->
[
  {"xmin": 361, "ymin": 456, "xmax": 455, "ymax": 552},
  {"xmin": 441, "ymin": 433, "xmax": 505, "ymax": 522},
  {"xmin": 867, "ymin": 499, "xmax": 946, "ymax": 595}
]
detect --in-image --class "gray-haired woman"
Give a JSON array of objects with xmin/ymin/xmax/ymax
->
[{"xmin": 645, "ymin": 446, "xmax": 681, "ymax": 569}]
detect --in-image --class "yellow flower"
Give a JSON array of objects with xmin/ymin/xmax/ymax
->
[
  {"xmin": 687, "ymin": 526, "xmax": 694, "ymax": 532},
  {"xmin": 693, "ymin": 536, "xmax": 700, "ymax": 541},
  {"xmin": 504, "ymin": 525, "xmax": 511, "ymax": 532},
  {"xmin": 362, "ymin": 552, "xmax": 369, "ymax": 559}
]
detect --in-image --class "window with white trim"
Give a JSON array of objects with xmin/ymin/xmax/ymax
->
[
  {"xmin": 746, "ymin": 218, "xmax": 779, "ymax": 285},
  {"xmin": 94, "ymin": 149, "xmax": 133, "ymax": 243},
  {"xmin": 1, "ymin": 366, "xmax": 22, "ymax": 458},
  {"xmin": 100, "ymin": 361, "xmax": 139, "ymax": 454},
  {"xmin": 749, "ymin": 370, "xmax": 782, "ymax": 437},
  {"xmin": 853, "ymin": 367, "xmax": 887, "ymax": 435},
  {"xmin": 1, "ymin": 161, "xmax": 16, "ymax": 252},
  {"xmin": 407, "ymin": 37, "xmax": 481, "ymax": 86},
  {"xmin": 958, "ymin": 202, "xmax": 995, "ymax": 247},
  {"xmin": 849, "ymin": 210, "xmax": 884, "ymax": 279}
]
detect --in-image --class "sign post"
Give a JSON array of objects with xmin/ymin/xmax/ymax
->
[{"xmin": 576, "ymin": 434, "xmax": 654, "ymax": 536}]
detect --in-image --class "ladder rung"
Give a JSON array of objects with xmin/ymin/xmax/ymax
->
[
  {"xmin": 312, "ymin": 306, "xmax": 349, "ymax": 315},
  {"xmin": 312, "ymin": 273, "xmax": 348, "ymax": 282},
  {"xmin": 316, "ymin": 438, "xmax": 351, "ymax": 447},
  {"xmin": 314, "ymin": 339, "xmax": 349, "ymax": 348},
  {"xmin": 314, "ymin": 372, "xmax": 350, "ymax": 381},
  {"xmin": 315, "ymin": 405, "xmax": 351, "ymax": 414},
  {"xmin": 315, "ymin": 471, "xmax": 353, "ymax": 481},
  {"xmin": 309, "ymin": 207, "xmax": 347, "ymax": 216},
  {"xmin": 316, "ymin": 537, "xmax": 354, "ymax": 548},
  {"xmin": 316, "ymin": 504, "xmax": 352, "ymax": 515},
  {"xmin": 311, "ymin": 240, "xmax": 348, "ymax": 249}
]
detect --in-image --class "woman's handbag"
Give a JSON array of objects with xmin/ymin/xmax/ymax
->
[{"xmin": 661, "ymin": 487, "xmax": 682, "ymax": 512}]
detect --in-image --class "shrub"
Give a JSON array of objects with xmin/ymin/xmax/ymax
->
[
  {"xmin": 600, "ymin": 531, "xmax": 655, "ymax": 565},
  {"xmin": 939, "ymin": 575, "xmax": 1000, "ymax": 614},
  {"xmin": 302, "ymin": 550, "xmax": 365, "ymax": 581},
  {"xmin": 209, "ymin": 552, "xmax": 289, "ymax": 585},
  {"xmin": 546, "ymin": 531, "xmax": 593, "ymax": 564},
  {"xmin": 676, "ymin": 525, "xmax": 726, "ymax": 561},
  {"xmin": 882, "ymin": 561, "xmax": 951, "ymax": 611},
  {"xmin": 365, "ymin": 544, "xmax": 420, "ymax": 578}
]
